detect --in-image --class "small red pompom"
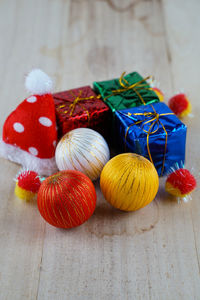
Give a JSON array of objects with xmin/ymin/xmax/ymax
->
[
  {"xmin": 37, "ymin": 170, "xmax": 96, "ymax": 229},
  {"xmin": 165, "ymin": 168, "xmax": 196, "ymax": 202},
  {"xmin": 17, "ymin": 170, "xmax": 41, "ymax": 193},
  {"xmin": 168, "ymin": 93, "xmax": 191, "ymax": 117},
  {"xmin": 15, "ymin": 170, "xmax": 42, "ymax": 201}
]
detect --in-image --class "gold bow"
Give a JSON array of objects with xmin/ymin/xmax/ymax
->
[
  {"xmin": 124, "ymin": 106, "xmax": 174, "ymax": 176},
  {"xmin": 58, "ymin": 90, "xmax": 101, "ymax": 123},
  {"xmin": 105, "ymin": 72, "xmax": 153, "ymax": 105}
]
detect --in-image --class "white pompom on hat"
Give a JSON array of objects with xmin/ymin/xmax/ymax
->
[{"xmin": 25, "ymin": 69, "xmax": 53, "ymax": 95}]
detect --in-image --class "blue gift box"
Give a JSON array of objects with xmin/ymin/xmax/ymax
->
[{"xmin": 115, "ymin": 102, "xmax": 187, "ymax": 176}]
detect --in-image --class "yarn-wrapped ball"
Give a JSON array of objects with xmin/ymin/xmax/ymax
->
[
  {"xmin": 15, "ymin": 170, "xmax": 42, "ymax": 201},
  {"xmin": 55, "ymin": 128, "xmax": 110, "ymax": 181},
  {"xmin": 168, "ymin": 93, "xmax": 191, "ymax": 117},
  {"xmin": 165, "ymin": 168, "xmax": 196, "ymax": 198},
  {"xmin": 37, "ymin": 170, "xmax": 96, "ymax": 228},
  {"xmin": 100, "ymin": 153, "xmax": 159, "ymax": 211},
  {"xmin": 152, "ymin": 87, "xmax": 164, "ymax": 102}
]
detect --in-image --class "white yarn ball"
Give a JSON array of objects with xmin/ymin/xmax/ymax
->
[{"xmin": 55, "ymin": 128, "xmax": 110, "ymax": 181}]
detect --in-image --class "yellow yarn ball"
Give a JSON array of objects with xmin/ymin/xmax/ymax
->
[{"xmin": 100, "ymin": 153, "xmax": 159, "ymax": 211}]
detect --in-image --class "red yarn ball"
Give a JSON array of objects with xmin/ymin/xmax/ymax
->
[
  {"xmin": 17, "ymin": 170, "xmax": 41, "ymax": 193},
  {"xmin": 37, "ymin": 170, "xmax": 96, "ymax": 229},
  {"xmin": 168, "ymin": 93, "xmax": 190, "ymax": 117},
  {"xmin": 166, "ymin": 168, "xmax": 196, "ymax": 196}
]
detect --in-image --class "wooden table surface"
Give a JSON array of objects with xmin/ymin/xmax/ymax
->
[{"xmin": 0, "ymin": 0, "xmax": 200, "ymax": 299}]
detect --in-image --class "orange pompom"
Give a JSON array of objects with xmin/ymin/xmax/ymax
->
[
  {"xmin": 165, "ymin": 168, "xmax": 196, "ymax": 202},
  {"xmin": 37, "ymin": 170, "xmax": 96, "ymax": 228},
  {"xmin": 152, "ymin": 87, "xmax": 164, "ymax": 102},
  {"xmin": 15, "ymin": 170, "xmax": 42, "ymax": 201},
  {"xmin": 168, "ymin": 93, "xmax": 191, "ymax": 118}
]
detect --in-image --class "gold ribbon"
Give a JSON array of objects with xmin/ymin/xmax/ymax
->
[
  {"xmin": 58, "ymin": 90, "xmax": 101, "ymax": 123},
  {"xmin": 104, "ymin": 72, "xmax": 153, "ymax": 105},
  {"xmin": 124, "ymin": 106, "xmax": 174, "ymax": 176}
]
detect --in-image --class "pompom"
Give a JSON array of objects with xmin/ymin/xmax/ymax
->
[
  {"xmin": 15, "ymin": 170, "xmax": 42, "ymax": 201},
  {"xmin": 165, "ymin": 168, "xmax": 197, "ymax": 202},
  {"xmin": 168, "ymin": 93, "xmax": 191, "ymax": 118},
  {"xmin": 151, "ymin": 87, "xmax": 164, "ymax": 102},
  {"xmin": 100, "ymin": 153, "xmax": 159, "ymax": 211},
  {"xmin": 25, "ymin": 69, "xmax": 53, "ymax": 95},
  {"xmin": 37, "ymin": 170, "xmax": 96, "ymax": 228}
]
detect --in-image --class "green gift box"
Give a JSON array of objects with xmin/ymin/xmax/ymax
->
[{"xmin": 93, "ymin": 72, "xmax": 160, "ymax": 114}]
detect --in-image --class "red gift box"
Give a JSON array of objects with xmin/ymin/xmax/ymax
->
[{"xmin": 53, "ymin": 86, "xmax": 111, "ymax": 139}]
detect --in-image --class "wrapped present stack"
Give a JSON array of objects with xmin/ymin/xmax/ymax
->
[
  {"xmin": 93, "ymin": 71, "xmax": 187, "ymax": 176},
  {"xmin": 51, "ymin": 71, "xmax": 187, "ymax": 177}
]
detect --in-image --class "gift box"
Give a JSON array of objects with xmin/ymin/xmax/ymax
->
[
  {"xmin": 53, "ymin": 86, "xmax": 111, "ymax": 138},
  {"xmin": 93, "ymin": 72, "xmax": 160, "ymax": 114},
  {"xmin": 115, "ymin": 102, "xmax": 187, "ymax": 176}
]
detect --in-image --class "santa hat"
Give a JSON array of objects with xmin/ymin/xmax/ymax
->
[{"xmin": 0, "ymin": 69, "xmax": 58, "ymax": 176}]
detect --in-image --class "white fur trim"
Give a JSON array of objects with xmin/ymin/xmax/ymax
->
[
  {"xmin": 25, "ymin": 69, "xmax": 53, "ymax": 95},
  {"xmin": 0, "ymin": 139, "xmax": 58, "ymax": 176}
]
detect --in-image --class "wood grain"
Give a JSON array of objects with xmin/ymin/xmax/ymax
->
[{"xmin": 0, "ymin": 0, "xmax": 200, "ymax": 299}]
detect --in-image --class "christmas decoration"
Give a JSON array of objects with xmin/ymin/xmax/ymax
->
[
  {"xmin": 115, "ymin": 102, "xmax": 187, "ymax": 176},
  {"xmin": 55, "ymin": 128, "xmax": 110, "ymax": 181},
  {"xmin": 93, "ymin": 71, "xmax": 160, "ymax": 114},
  {"xmin": 0, "ymin": 68, "xmax": 196, "ymax": 227},
  {"xmin": 100, "ymin": 153, "xmax": 159, "ymax": 211},
  {"xmin": 53, "ymin": 86, "xmax": 111, "ymax": 138},
  {"xmin": 0, "ymin": 69, "xmax": 58, "ymax": 176},
  {"xmin": 165, "ymin": 167, "xmax": 197, "ymax": 203},
  {"xmin": 37, "ymin": 170, "xmax": 96, "ymax": 228},
  {"xmin": 15, "ymin": 170, "xmax": 43, "ymax": 201},
  {"xmin": 168, "ymin": 93, "xmax": 191, "ymax": 118}
]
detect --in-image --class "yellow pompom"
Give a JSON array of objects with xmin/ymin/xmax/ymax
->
[
  {"xmin": 100, "ymin": 153, "xmax": 159, "ymax": 211},
  {"xmin": 15, "ymin": 184, "xmax": 37, "ymax": 201}
]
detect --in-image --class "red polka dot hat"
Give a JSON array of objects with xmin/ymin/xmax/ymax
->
[{"xmin": 0, "ymin": 69, "xmax": 58, "ymax": 176}]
